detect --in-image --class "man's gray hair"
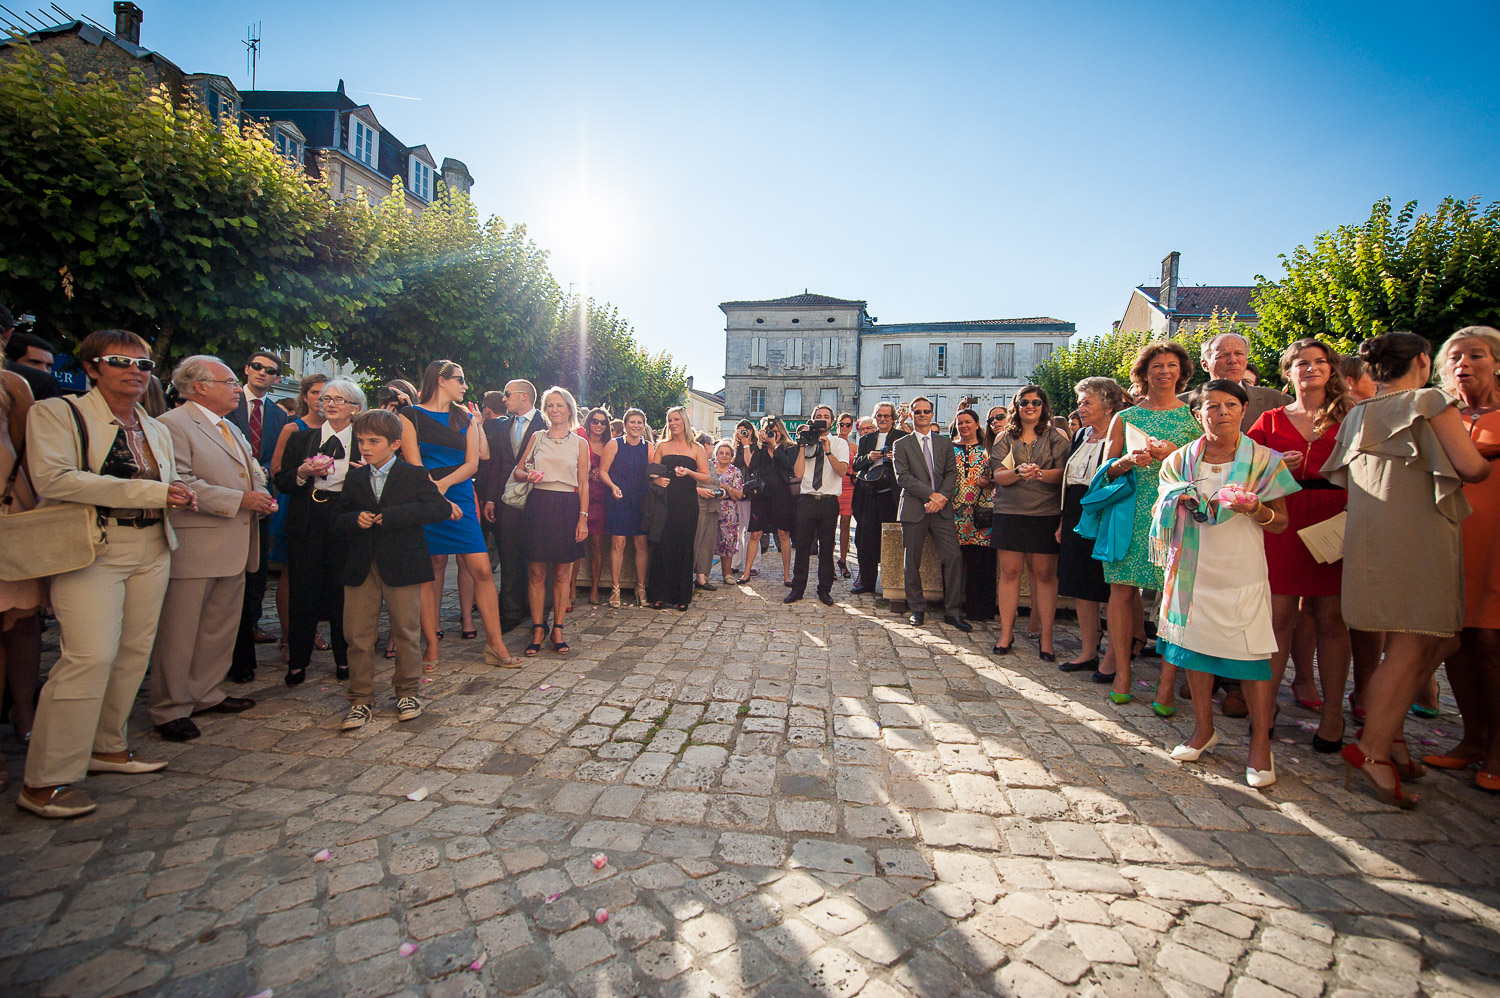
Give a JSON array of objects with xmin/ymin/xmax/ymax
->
[
  {"xmin": 872, "ymin": 401, "xmax": 896, "ymax": 419},
  {"xmin": 172, "ymin": 355, "xmax": 226, "ymax": 397},
  {"xmin": 320, "ymin": 378, "xmax": 367, "ymax": 411},
  {"xmin": 1201, "ymin": 332, "xmax": 1249, "ymax": 364}
]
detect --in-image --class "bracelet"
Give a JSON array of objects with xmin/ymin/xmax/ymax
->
[{"xmin": 1253, "ymin": 505, "xmax": 1275, "ymax": 526}]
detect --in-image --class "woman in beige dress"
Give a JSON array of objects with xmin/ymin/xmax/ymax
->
[
  {"xmin": 0, "ymin": 369, "xmax": 44, "ymax": 772},
  {"xmin": 1323, "ymin": 333, "xmax": 1490, "ymax": 808}
]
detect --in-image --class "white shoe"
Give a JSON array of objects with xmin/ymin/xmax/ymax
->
[
  {"xmin": 1246, "ymin": 755, "xmax": 1276, "ymax": 789},
  {"xmin": 341, "ymin": 704, "xmax": 372, "ymax": 731},
  {"xmin": 1169, "ymin": 730, "xmax": 1221, "ymax": 762}
]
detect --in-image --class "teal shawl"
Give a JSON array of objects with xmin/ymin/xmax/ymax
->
[{"xmin": 1149, "ymin": 434, "xmax": 1299, "ymax": 627}]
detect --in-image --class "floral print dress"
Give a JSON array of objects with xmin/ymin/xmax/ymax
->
[
  {"xmin": 714, "ymin": 464, "xmax": 744, "ymax": 557},
  {"xmin": 954, "ymin": 441, "xmax": 994, "ymax": 546}
]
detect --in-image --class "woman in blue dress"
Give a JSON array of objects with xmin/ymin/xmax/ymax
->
[
  {"xmin": 600, "ymin": 407, "xmax": 651, "ymax": 608},
  {"xmin": 399, "ymin": 360, "xmax": 516, "ymax": 669}
]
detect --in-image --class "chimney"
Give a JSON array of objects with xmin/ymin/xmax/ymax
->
[
  {"xmin": 1159, "ymin": 251, "xmax": 1180, "ymax": 313},
  {"xmin": 686, "ymin": 375, "xmax": 694, "ymax": 390},
  {"xmin": 113, "ymin": 2, "xmax": 143, "ymax": 45}
]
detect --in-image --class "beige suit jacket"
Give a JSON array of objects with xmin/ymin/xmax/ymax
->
[
  {"xmin": 26, "ymin": 388, "xmax": 178, "ymax": 549},
  {"xmin": 159, "ymin": 403, "xmax": 267, "ymax": 579}
]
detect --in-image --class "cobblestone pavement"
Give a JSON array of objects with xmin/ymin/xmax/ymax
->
[{"xmin": 3, "ymin": 574, "xmax": 1500, "ymax": 998}]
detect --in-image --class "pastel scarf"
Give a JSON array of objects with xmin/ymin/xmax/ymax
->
[{"xmin": 1150, "ymin": 434, "xmax": 1299, "ymax": 627}]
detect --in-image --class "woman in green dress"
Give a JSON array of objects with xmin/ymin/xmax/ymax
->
[{"xmin": 1099, "ymin": 341, "xmax": 1202, "ymax": 710}]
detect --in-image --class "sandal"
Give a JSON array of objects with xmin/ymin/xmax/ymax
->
[
  {"xmin": 1356, "ymin": 728, "xmax": 1425, "ymax": 780},
  {"xmin": 1341, "ymin": 743, "xmax": 1418, "ymax": 809},
  {"xmin": 1294, "ymin": 696, "xmax": 1324, "ymax": 712},
  {"xmin": 485, "ymin": 645, "xmax": 521, "ymax": 668},
  {"xmin": 634, "ymin": 587, "xmax": 646, "ymax": 607},
  {"xmin": 422, "ymin": 661, "xmax": 438, "ymax": 673},
  {"xmin": 609, "ymin": 585, "xmax": 621, "ymax": 609},
  {"xmin": 551, "ymin": 627, "xmax": 570, "ymax": 655},
  {"xmin": 384, "ymin": 642, "xmax": 396, "ymax": 660},
  {"xmin": 461, "ymin": 629, "xmax": 477, "ymax": 640},
  {"xmin": 524, "ymin": 626, "xmax": 544, "ymax": 657}
]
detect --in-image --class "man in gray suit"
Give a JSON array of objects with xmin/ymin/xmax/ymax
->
[
  {"xmin": 150, "ymin": 357, "xmax": 275, "ymax": 741},
  {"xmin": 892, "ymin": 396, "xmax": 971, "ymax": 631},
  {"xmin": 1179, "ymin": 332, "xmax": 1291, "ymax": 430}
]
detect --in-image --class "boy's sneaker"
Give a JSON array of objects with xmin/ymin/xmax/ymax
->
[
  {"xmin": 396, "ymin": 697, "xmax": 422, "ymax": 722},
  {"xmin": 341, "ymin": 704, "xmax": 373, "ymax": 731}
]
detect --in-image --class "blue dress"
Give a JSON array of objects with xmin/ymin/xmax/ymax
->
[
  {"xmin": 266, "ymin": 417, "xmax": 308, "ymax": 565},
  {"xmin": 605, "ymin": 436, "xmax": 649, "ymax": 537},
  {"xmin": 402, "ymin": 406, "xmax": 486, "ymax": 555}
]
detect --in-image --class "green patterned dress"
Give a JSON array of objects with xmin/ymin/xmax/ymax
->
[{"xmin": 1101, "ymin": 404, "xmax": 1202, "ymax": 590}]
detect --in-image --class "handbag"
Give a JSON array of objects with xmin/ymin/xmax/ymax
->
[
  {"xmin": 971, "ymin": 505, "xmax": 993, "ymax": 530},
  {"xmin": 501, "ymin": 449, "xmax": 535, "ymax": 510},
  {"xmin": 741, "ymin": 475, "xmax": 765, "ymax": 499},
  {"xmin": 0, "ymin": 400, "xmax": 108, "ymax": 581}
]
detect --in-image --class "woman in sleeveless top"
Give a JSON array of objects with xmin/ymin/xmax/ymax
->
[
  {"xmin": 574, "ymin": 407, "xmax": 612, "ymax": 606},
  {"xmin": 647, "ymin": 406, "xmax": 710, "ymax": 610},
  {"xmin": 401, "ymin": 361, "xmax": 514, "ymax": 669},
  {"xmin": 516, "ymin": 387, "xmax": 590, "ymax": 656},
  {"xmin": 601, "ymin": 408, "xmax": 651, "ymax": 607}
]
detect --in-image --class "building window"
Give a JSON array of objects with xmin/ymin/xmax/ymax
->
[
  {"xmin": 961, "ymin": 342, "xmax": 982, "ymax": 378},
  {"xmin": 749, "ymin": 337, "xmax": 768, "ymax": 368},
  {"xmin": 411, "ymin": 160, "xmax": 433, "ymax": 201},
  {"xmin": 273, "ymin": 130, "xmax": 302, "ymax": 164},
  {"xmin": 819, "ymin": 388, "xmax": 838, "ymax": 412},
  {"xmin": 821, "ymin": 337, "xmax": 839, "ymax": 367},
  {"xmin": 1033, "ymin": 342, "xmax": 1054, "ymax": 370},
  {"xmin": 352, "ymin": 119, "xmax": 376, "ymax": 166},
  {"xmin": 996, "ymin": 342, "xmax": 1015, "ymax": 378},
  {"xmin": 881, "ymin": 343, "xmax": 901, "ymax": 378},
  {"xmin": 929, "ymin": 343, "xmax": 948, "ymax": 377},
  {"xmin": 783, "ymin": 388, "xmax": 803, "ymax": 416},
  {"xmin": 786, "ymin": 339, "xmax": 805, "ymax": 369},
  {"xmin": 749, "ymin": 388, "xmax": 767, "ymax": 415}
]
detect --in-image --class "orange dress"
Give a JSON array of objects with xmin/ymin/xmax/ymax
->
[{"xmin": 1461, "ymin": 409, "xmax": 1500, "ymax": 629}]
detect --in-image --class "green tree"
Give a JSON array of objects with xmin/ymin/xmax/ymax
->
[
  {"xmin": 540, "ymin": 297, "xmax": 688, "ymax": 423},
  {"xmin": 1253, "ymin": 196, "xmax": 1500, "ymax": 350},
  {"xmin": 0, "ymin": 46, "xmax": 387, "ymax": 363}
]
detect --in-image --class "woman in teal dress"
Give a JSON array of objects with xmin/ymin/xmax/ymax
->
[{"xmin": 1098, "ymin": 341, "xmax": 1202, "ymax": 710}]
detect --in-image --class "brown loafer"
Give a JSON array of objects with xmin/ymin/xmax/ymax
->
[
  {"xmin": 1221, "ymin": 688, "xmax": 1249, "ymax": 718},
  {"xmin": 17, "ymin": 785, "xmax": 97, "ymax": 819},
  {"xmin": 88, "ymin": 750, "xmax": 168, "ymax": 774}
]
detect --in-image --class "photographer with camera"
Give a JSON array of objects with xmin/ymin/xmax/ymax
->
[{"xmin": 784, "ymin": 405, "xmax": 849, "ymax": 605}]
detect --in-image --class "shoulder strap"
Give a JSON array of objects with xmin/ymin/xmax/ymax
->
[
  {"xmin": 0, "ymin": 434, "xmax": 23, "ymax": 509},
  {"xmin": 64, "ymin": 398, "xmax": 92, "ymax": 472}
]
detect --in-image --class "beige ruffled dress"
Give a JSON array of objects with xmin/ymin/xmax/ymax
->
[{"xmin": 1321, "ymin": 387, "xmax": 1471, "ymax": 636}]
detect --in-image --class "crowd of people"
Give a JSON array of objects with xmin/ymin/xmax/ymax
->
[{"xmin": 0, "ymin": 310, "xmax": 1496, "ymax": 819}]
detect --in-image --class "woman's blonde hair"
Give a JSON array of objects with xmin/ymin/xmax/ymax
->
[
  {"xmin": 660, "ymin": 405, "xmax": 695, "ymax": 443},
  {"xmin": 1279, "ymin": 338, "xmax": 1352, "ymax": 433},
  {"xmin": 1438, "ymin": 326, "xmax": 1500, "ymax": 393},
  {"xmin": 539, "ymin": 386, "xmax": 580, "ymax": 431}
]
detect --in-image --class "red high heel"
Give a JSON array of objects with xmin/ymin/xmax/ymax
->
[
  {"xmin": 1341, "ymin": 743, "xmax": 1419, "ymax": 809},
  {"xmin": 1355, "ymin": 727, "xmax": 1425, "ymax": 780}
]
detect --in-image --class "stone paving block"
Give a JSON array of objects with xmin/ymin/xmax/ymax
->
[
  {"xmin": 1243, "ymin": 952, "xmax": 1326, "ymax": 998},
  {"xmin": 915, "ymin": 810, "xmax": 1000, "ymax": 849},
  {"xmin": 1157, "ymin": 939, "xmax": 1233, "ymax": 993}
]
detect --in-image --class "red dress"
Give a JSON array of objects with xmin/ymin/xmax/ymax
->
[{"xmin": 1247, "ymin": 407, "xmax": 1345, "ymax": 597}]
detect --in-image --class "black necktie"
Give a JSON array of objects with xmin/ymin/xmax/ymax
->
[
  {"xmin": 812, "ymin": 448, "xmax": 825, "ymax": 490},
  {"xmin": 319, "ymin": 434, "xmax": 345, "ymax": 460}
]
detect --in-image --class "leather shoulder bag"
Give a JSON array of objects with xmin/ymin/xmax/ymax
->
[{"xmin": 0, "ymin": 400, "xmax": 108, "ymax": 581}]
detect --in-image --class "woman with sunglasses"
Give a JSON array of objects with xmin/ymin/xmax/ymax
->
[
  {"xmin": 742, "ymin": 416, "xmax": 796, "ymax": 586},
  {"xmin": 399, "ymin": 361, "xmax": 516, "ymax": 669},
  {"xmin": 990, "ymin": 387, "xmax": 1071, "ymax": 658},
  {"xmin": 1155, "ymin": 380, "xmax": 1298, "ymax": 789},
  {"xmin": 19, "ymin": 332, "xmax": 197, "ymax": 818},
  {"xmin": 835, "ymin": 412, "xmax": 857, "ymax": 578},
  {"xmin": 575, "ymin": 407, "xmax": 613, "ymax": 605}
]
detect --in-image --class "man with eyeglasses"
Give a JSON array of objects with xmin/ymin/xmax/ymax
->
[
  {"xmin": 151, "ymin": 357, "xmax": 272, "ymax": 741},
  {"xmin": 850, "ymin": 402, "xmax": 906, "ymax": 594},
  {"xmin": 480, "ymin": 380, "xmax": 543, "ymax": 632},
  {"xmin": 226, "ymin": 350, "xmax": 290, "ymax": 680},
  {"xmin": 892, "ymin": 396, "xmax": 970, "ymax": 630}
]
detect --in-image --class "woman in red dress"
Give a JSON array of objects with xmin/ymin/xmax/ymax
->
[{"xmin": 1248, "ymin": 339, "xmax": 1352, "ymax": 754}]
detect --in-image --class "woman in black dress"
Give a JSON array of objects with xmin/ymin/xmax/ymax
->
[
  {"xmin": 739, "ymin": 416, "xmax": 795, "ymax": 584},
  {"xmin": 647, "ymin": 406, "xmax": 711, "ymax": 610}
]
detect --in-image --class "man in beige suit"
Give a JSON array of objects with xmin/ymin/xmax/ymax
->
[{"xmin": 149, "ymin": 356, "xmax": 275, "ymax": 741}]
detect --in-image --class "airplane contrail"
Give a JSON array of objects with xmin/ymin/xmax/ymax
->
[{"xmin": 351, "ymin": 90, "xmax": 422, "ymax": 101}]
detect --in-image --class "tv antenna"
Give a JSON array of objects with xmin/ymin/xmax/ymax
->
[{"xmin": 243, "ymin": 22, "xmax": 261, "ymax": 89}]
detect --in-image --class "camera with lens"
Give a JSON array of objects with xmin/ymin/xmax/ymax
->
[
  {"xmin": 797, "ymin": 419, "xmax": 828, "ymax": 449},
  {"xmin": 376, "ymin": 387, "xmax": 404, "ymax": 408}
]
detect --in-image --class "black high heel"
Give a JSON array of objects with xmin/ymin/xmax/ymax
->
[
  {"xmin": 991, "ymin": 642, "xmax": 1012, "ymax": 656},
  {"xmin": 284, "ymin": 667, "xmax": 306, "ymax": 687},
  {"xmin": 524, "ymin": 626, "xmax": 544, "ymax": 657},
  {"xmin": 551, "ymin": 627, "xmax": 569, "ymax": 655},
  {"xmin": 1312, "ymin": 729, "xmax": 1344, "ymax": 754},
  {"xmin": 335, "ymin": 664, "xmax": 349, "ymax": 681},
  {"xmin": 1060, "ymin": 657, "xmax": 1099, "ymax": 673}
]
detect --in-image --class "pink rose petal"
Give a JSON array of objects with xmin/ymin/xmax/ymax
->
[
  {"xmin": 544, "ymin": 892, "xmax": 559, "ymax": 904},
  {"xmin": 592, "ymin": 853, "xmax": 608, "ymax": 869},
  {"xmin": 312, "ymin": 848, "xmax": 332, "ymax": 862},
  {"xmin": 595, "ymin": 908, "xmax": 609, "ymax": 923},
  {"xmin": 406, "ymin": 787, "xmax": 429, "ymax": 802},
  {"xmin": 470, "ymin": 955, "xmax": 487, "ymax": 971},
  {"xmin": 399, "ymin": 942, "xmax": 419, "ymax": 956},
  {"xmin": 539, "ymin": 684, "xmax": 553, "ymax": 691}
]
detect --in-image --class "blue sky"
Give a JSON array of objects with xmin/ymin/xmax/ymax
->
[{"xmin": 57, "ymin": 0, "xmax": 1500, "ymax": 390}]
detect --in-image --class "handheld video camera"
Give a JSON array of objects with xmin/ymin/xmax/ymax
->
[{"xmin": 797, "ymin": 419, "xmax": 828, "ymax": 449}]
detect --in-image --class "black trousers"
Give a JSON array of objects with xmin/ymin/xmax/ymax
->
[
  {"xmin": 229, "ymin": 518, "xmax": 271, "ymax": 679},
  {"xmin": 497, "ymin": 502, "xmax": 529, "ymax": 629},
  {"xmin": 791, "ymin": 494, "xmax": 840, "ymax": 597},
  {"xmin": 286, "ymin": 495, "xmax": 349, "ymax": 671},
  {"xmin": 854, "ymin": 489, "xmax": 898, "ymax": 587}
]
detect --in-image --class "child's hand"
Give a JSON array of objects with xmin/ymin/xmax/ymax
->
[{"xmin": 357, "ymin": 511, "xmax": 379, "ymax": 529}]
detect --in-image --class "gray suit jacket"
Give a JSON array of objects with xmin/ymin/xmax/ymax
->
[
  {"xmin": 893, "ymin": 430, "xmax": 957, "ymax": 522},
  {"xmin": 159, "ymin": 404, "xmax": 268, "ymax": 578}
]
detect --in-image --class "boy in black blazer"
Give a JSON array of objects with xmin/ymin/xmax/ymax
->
[{"xmin": 334, "ymin": 410, "xmax": 452, "ymax": 731}]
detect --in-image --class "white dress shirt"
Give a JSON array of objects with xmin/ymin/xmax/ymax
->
[
  {"xmin": 799, "ymin": 434, "xmax": 850, "ymax": 497},
  {"xmin": 511, "ymin": 407, "xmax": 538, "ymax": 449},
  {"xmin": 368, "ymin": 453, "xmax": 398, "ymax": 502},
  {"xmin": 311, "ymin": 423, "xmax": 354, "ymax": 492}
]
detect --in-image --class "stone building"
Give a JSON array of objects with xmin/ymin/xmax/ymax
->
[
  {"xmin": 683, "ymin": 379, "xmax": 725, "ymax": 439},
  {"xmin": 718, "ymin": 293, "xmax": 869, "ymax": 436},
  {"xmin": 858, "ymin": 317, "xmax": 1076, "ymax": 424},
  {"xmin": 1117, "ymin": 251, "xmax": 1259, "ymax": 338}
]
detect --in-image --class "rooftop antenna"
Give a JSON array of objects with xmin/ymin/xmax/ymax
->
[{"xmin": 243, "ymin": 21, "xmax": 261, "ymax": 89}]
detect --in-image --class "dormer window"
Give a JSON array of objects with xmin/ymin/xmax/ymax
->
[
  {"xmin": 411, "ymin": 159, "xmax": 433, "ymax": 201},
  {"xmin": 273, "ymin": 130, "xmax": 302, "ymax": 164},
  {"xmin": 202, "ymin": 85, "xmax": 236, "ymax": 124},
  {"xmin": 351, "ymin": 119, "xmax": 376, "ymax": 167}
]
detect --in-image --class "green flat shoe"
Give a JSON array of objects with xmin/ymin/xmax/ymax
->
[
  {"xmin": 1151, "ymin": 701, "xmax": 1176, "ymax": 718},
  {"xmin": 1410, "ymin": 704, "xmax": 1440, "ymax": 719},
  {"xmin": 1108, "ymin": 691, "xmax": 1132, "ymax": 705}
]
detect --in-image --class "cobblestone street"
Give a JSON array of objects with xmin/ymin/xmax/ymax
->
[{"xmin": 2, "ymin": 575, "xmax": 1499, "ymax": 998}]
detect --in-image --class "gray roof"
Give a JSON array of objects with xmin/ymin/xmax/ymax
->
[
  {"xmin": 1135, "ymin": 285, "xmax": 1258, "ymax": 319},
  {"xmin": 867, "ymin": 317, "xmax": 1075, "ymax": 334},
  {"xmin": 0, "ymin": 19, "xmax": 184, "ymax": 76},
  {"xmin": 720, "ymin": 292, "xmax": 868, "ymax": 310}
]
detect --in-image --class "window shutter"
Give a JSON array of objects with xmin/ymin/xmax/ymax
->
[{"xmin": 996, "ymin": 343, "xmax": 1015, "ymax": 378}]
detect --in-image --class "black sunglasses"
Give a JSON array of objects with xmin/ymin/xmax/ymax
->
[
  {"xmin": 95, "ymin": 355, "xmax": 155, "ymax": 372},
  {"xmin": 1016, "ymin": 399, "xmax": 1044, "ymax": 408},
  {"xmin": 911, "ymin": 408, "xmax": 932, "ymax": 415},
  {"xmin": 247, "ymin": 360, "xmax": 280, "ymax": 375},
  {"xmin": 445, "ymin": 374, "xmax": 467, "ymax": 384}
]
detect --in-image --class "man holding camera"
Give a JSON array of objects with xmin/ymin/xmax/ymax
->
[
  {"xmin": 850, "ymin": 402, "xmax": 905, "ymax": 594},
  {"xmin": 784, "ymin": 404, "xmax": 849, "ymax": 606}
]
